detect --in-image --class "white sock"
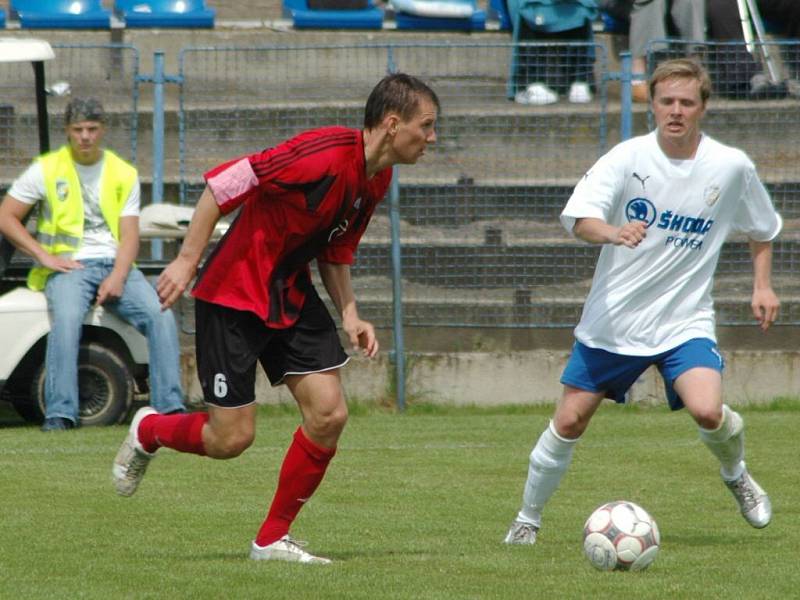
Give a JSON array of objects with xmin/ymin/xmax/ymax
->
[
  {"xmin": 517, "ymin": 420, "xmax": 579, "ymax": 528},
  {"xmin": 698, "ymin": 404, "xmax": 746, "ymax": 481}
]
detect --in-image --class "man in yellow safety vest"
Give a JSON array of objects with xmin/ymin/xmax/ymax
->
[{"xmin": 0, "ymin": 97, "xmax": 185, "ymax": 431}]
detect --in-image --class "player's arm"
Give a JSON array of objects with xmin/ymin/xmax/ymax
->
[
  {"xmin": 0, "ymin": 193, "xmax": 82, "ymax": 272},
  {"xmin": 573, "ymin": 217, "xmax": 646, "ymax": 248},
  {"xmin": 96, "ymin": 216, "xmax": 139, "ymax": 305},
  {"xmin": 317, "ymin": 260, "xmax": 378, "ymax": 358},
  {"xmin": 748, "ymin": 239, "xmax": 779, "ymax": 331},
  {"xmin": 156, "ymin": 185, "xmax": 221, "ymax": 309}
]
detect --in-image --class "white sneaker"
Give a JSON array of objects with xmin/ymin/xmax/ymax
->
[
  {"xmin": 503, "ymin": 520, "xmax": 539, "ymax": 545},
  {"xmin": 250, "ymin": 535, "xmax": 332, "ymax": 564},
  {"xmin": 514, "ymin": 83, "xmax": 558, "ymax": 105},
  {"xmin": 112, "ymin": 406, "xmax": 157, "ymax": 497},
  {"xmin": 724, "ymin": 470, "xmax": 772, "ymax": 529},
  {"xmin": 568, "ymin": 81, "xmax": 592, "ymax": 103}
]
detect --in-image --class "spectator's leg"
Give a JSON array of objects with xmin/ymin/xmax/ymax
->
[
  {"xmin": 43, "ymin": 266, "xmax": 97, "ymax": 424},
  {"xmin": 707, "ymin": 0, "xmax": 745, "ymax": 40},
  {"xmin": 517, "ymin": 24, "xmax": 558, "ymax": 91},
  {"xmin": 629, "ymin": 0, "xmax": 668, "ymax": 60},
  {"xmin": 565, "ymin": 22, "xmax": 595, "ymax": 89},
  {"xmin": 559, "ymin": 22, "xmax": 595, "ymax": 102},
  {"xmin": 671, "ymin": 0, "xmax": 706, "ymax": 47},
  {"xmin": 112, "ymin": 268, "xmax": 185, "ymax": 414},
  {"xmin": 629, "ymin": 0, "xmax": 668, "ymax": 101},
  {"xmin": 514, "ymin": 19, "xmax": 536, "ymax": 93}
]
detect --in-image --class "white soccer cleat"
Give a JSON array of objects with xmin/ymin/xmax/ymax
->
[
  {"xmin": 724, "ymin": 470, "xmax": 771, "ymax": 529},
  {"xmin": 250, "ymin": 535, "xmax": 332, "ymax": 564},
  {"xmin": 112, "ymin": 406, "xmax": 157, "ymax": 497},
  {"xmin": 514, "ymin": 83, "xmax": 558, "ymax": 105},
  {"xmin": 503, "ymin": 520, "xmax": 539, "ymax": 545}
]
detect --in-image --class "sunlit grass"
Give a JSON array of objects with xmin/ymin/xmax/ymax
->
[{"xmin": 1, "ymin": 402, "xmax": 797, "ymax": 599}]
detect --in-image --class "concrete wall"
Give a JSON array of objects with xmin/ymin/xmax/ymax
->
[{"xmin": 179, "ymin": 347, "xmax": 800, "ymax": 408}]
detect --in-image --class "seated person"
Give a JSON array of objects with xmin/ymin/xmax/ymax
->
[
  {"xmin": 0, "ymin": 98, "xmax": 186, "ymax": 431},
  {"xmin": 604, "ymin": 0, "xmax": 705, "ymax": 102},
  {"xmin": 509, "ymin": 0, "xmax": 599, "ymax": 105}
]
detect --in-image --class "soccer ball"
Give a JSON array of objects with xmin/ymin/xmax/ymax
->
[{"xmin": 582, "ymin": 500, "xmax": 660, "ymax": 572}]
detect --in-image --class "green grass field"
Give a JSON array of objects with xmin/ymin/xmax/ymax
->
[{"xmin": 1, "ymin": 401, "xmax": 797, "ymax": 600}]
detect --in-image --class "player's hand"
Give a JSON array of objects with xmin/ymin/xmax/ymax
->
[
  {"xmin": 96, "ymin": 273, "xmax": 125, "ymax": 306},
  {"xmin": 157, "ymin": 256, "xmax": 196, "ymax": 310},
  {"xmin": 613, "ymin": 222, "xmax": 647, "ymax": 248},
  {"xmin": 40, "ymin": 254, "xmax": 83, "ymax": 273},
  {"xmin": 344, "ymin": 318, "xmax": 379, "ymax": 358},
  {"xmin": 751, "ymin": 287, "xmax": 779, "ymax": 331}
]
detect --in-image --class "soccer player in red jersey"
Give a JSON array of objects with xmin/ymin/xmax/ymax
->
[{"xmin": 112, "ymin": 73, "xmax": 439, "ymax": 563}]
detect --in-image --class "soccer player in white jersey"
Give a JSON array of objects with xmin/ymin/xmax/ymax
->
[{"xmin": 504, "ymin": 58, "xmax": 782, "ymax": 545}]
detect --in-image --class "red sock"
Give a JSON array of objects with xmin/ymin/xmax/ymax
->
[
  {"xmin": 138, "ymin": 412, "xmax": 209, "ymax": 456},
  {"xmin": 255, "ymin": 427, "xmax": 336, "ymax": 547}
]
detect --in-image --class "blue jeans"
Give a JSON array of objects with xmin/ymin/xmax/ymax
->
[{"xmin": 44, "ymin": 259, "xmax": 185, "ymax": 423}]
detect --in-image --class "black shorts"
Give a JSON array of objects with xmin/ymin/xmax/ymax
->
[{"xmin": 194, "ymin": 288, "xmax": 349, "ymax": 408}]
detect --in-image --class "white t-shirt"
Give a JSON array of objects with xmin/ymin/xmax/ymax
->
[
  {"xmin": 8, "ymin": 155, "xmax": 141, "ymax": 261},
  {"xmin": 561, "ymin": 131, "xmax": 782, "ymax": 355}
]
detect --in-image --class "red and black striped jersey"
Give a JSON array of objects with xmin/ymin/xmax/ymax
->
[{"xmin": 192, "ymin": 126, "xmax": 393, "ymax": 328}]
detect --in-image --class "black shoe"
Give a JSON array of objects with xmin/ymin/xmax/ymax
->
[
  {"xmin": 749, "ymin": 73, "xmax": 787, "ymax": 99},
  {"xmin": 41, "ymin": 417, "xmax": 76, "ymax": 432}
]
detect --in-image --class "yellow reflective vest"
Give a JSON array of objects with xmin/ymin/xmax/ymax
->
[{"xmin": 28, "ymin": 146, "xmax": 137, "ymax": 291}]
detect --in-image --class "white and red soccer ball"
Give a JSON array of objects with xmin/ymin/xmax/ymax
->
[{"xmin": 583, "ymin": 500, "xmax": 660, "ymax": 571}]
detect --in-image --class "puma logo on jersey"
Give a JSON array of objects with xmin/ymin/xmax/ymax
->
[
  {"xmin": 328, "ymin": 218, "xmax": 349, "ymax": 242},
  {"xmin": 632, "ymin": 172, "xmax": 651, "ymax": 191}
]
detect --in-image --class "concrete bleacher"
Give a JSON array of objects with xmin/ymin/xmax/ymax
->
[
  {"xmin": 1, "ymin": 16, "xmax": 799, "ymax": 336},
  {"xmin": 2, "ymin": 5, "xmax": 799, "ymax": 408}
]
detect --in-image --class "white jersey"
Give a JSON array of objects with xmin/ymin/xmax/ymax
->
[
  {"xmin": 561, "ymin": 131, "xmax": 782, "ymax": 355},
  {"xmin": 8, "ymin": 156, "xmax": 140, "ymax": 261}
]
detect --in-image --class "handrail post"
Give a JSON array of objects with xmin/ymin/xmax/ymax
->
[
  {"xmin": 388, "ymin": 167, "xmax": 406, "ymax": 412},
  {"xmin": 150, "ymin": 51, "xmax": 166, "ymax": 261},
  {"xmin": 620, "ymin": 51, "xmax": 633, "ymax": 142}
]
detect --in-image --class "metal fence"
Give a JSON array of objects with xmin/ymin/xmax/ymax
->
[
  {"xmin": 177, "ymin": 41, "xmax": 613, "ymax": 330},
  {"xmin": 0, "ymin": 43, "xmax": 140, "ymax": 178},
  {"xmin": 642, "ymin": 39, "xmax": 800, "ymax": 326},
  {"xmin": 1, "ymin": 40, "xmax": 797, "ymax": 331},
  {"xmin": 177, "ymin": 40, "xmax": 799, "ymax": 329}
]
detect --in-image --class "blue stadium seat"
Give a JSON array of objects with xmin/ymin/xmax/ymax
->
[
  {"xmin": 283, "ymin": 0, "xmax": 384, "ymax": 30},
  {"xmin": 0, "ymin": 8, "xmax": 6, "ymax": 28},
  {"xmin": 10, "ymin": 0, "xmax": 112, "ymax": 29},
  {"xmin": 392, "ymin": 0, "xmax": 485, "ymax": 31},
  {"xmin": 115, "ymin": 0, "xmax": 215, "ymax": 28}
]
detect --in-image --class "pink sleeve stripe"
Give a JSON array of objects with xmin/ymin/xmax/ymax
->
[{"xmin": 206, "ymin": 158, "xmax": 259, "ymax": 208}]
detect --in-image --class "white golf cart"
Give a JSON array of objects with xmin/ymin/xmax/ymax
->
[{"xmin": 0, "ymin": 39, "xmax": 204, "ymax": 426}]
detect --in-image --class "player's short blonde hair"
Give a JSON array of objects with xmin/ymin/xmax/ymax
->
[{"xmin": 649, "ymin": 58, "xmax": 712, "ymax": 105}]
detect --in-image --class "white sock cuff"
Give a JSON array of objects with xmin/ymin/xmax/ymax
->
[
  {"xmin": 699, "ymin": 405, "xmax": 742, "ymax": 441},
  {"xmin": 548, "ymin": 420, "xmax": 580, "ymax": 444}
]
